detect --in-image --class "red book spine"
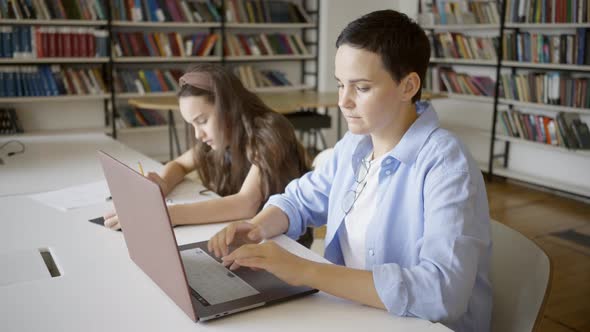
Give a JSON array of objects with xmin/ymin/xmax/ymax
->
[
  {"xmin": 168, "ymin": 32, "xmax": 180, "ymax": 56},
  {"xmin": 63, "ymin": 28, "xmax": 72, "ymax": 57},
  {"xmin": 56, "ymin": 28, "xmax": 64, "ymax": 57},
  {"xmin": 77, "ymin": 28, "xmax": 88, "ymax": 58},
  {"xmin": 237, "ymin": 35, "xmax": 251, "ymax": 55},
  {"xmin": 128, "ymin": 33, "xmax": 142, "ymax": 56},
  {"xmin": 37, "ymin": 27, "xmax": 45, "ymax": 58},
  {"xmin": 87, "ymin": 29, "xmax": 95, "ymax": 57},
  {"xmin": 46, "ymin": 27, "xmax": 56, "ymax": 57}
]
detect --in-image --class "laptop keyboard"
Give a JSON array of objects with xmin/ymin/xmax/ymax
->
[{"xmin": 180, "ymin": 248, "xmax": 260, "ymax": 306}]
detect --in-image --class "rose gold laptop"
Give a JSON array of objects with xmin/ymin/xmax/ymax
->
[{"xmin": 98, "ymin": 151, "xmax": 317, "ymax": 321}]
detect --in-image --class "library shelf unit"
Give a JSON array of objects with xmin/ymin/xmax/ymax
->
[
  {"xmin": 1, "ymin": 1, "xmax": 321, "ymax": 160},
  {"xmin": 488, "ymin": 0, "xmax": 590, "ymax": 199},
  {"xmin": 0, "ymin": 57, "xmax": 110, "ymax": 64},
  {"xmin": 420, "ymin": 0, "xmax": 590, "ymax": 199}
]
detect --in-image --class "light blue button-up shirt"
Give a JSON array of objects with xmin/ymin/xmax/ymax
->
[{"xmin": 266, "ymin": 102, "xmax": 492, "ymax": 332}]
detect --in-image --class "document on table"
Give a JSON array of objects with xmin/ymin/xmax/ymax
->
[
  {"xmin": 165, "ymin": 180, "xmax": 215, "ymax": 205},
  {"xmin": 29, "ymin": 181, "xmax": 110, "ymax": 211}
]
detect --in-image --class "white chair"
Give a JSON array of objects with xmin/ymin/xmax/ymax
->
[{"xmin": 490, "ymin": 220, "xmax": 552, "ymax": 332}]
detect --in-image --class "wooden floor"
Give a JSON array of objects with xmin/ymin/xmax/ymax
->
[
  {"xmin": 310, "ymin": 178, "xmax": 590, "ymax": 331},
  {"xmin": 486, "ymin": 179, "xmax": 590, "ymax": 332}
]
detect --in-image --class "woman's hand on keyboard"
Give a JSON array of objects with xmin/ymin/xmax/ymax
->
[
  {"xmin": 208, "ymin": 221, "xmax": 264, "ymax": 259},
  {"xmin": 222, "ymin": 241, "xmax": 310, "ymax": 286}
]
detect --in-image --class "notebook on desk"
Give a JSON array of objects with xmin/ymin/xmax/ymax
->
[{"xmin": 97, "ymin": 151, "xmax": 317, "ymax": 322}]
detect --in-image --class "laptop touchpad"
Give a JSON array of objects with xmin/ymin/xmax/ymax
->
[{"xmin": 180, "ymin": 248, "xmax": 260, "ymax": 305}]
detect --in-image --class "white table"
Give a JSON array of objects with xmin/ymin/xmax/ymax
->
[
  {"xmin": 0, "ymin": 133, "xmax": 163, "ymax": 197},
  {"xmin": 0, "ymin": 133, "xmax": 452, "ymax": 332}
]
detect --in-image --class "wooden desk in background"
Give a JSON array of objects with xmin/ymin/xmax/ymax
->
[{"xmin": 128, "ymin": 91, "xmax": 445, "ymax": 160}]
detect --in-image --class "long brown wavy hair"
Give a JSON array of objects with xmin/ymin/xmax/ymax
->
[{"xmin": 178, "ymin": 63, "xmax": 310, "ymax": 203}]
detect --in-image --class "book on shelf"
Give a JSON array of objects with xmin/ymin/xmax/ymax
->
[
  {"xmin": 506, "ymin": 0, "xmax": 590, "ymax": 24},
  {"xmin": 0, "ymin": 26, "xmax": 108, "ymax": 58},
  {"xmin": 502, "ymin": 29, "xmax": 590, "ymax": 65},
  {"xmin": 113, "ymin": 32, "xmax": 219, "ymax": 57},
  {"xmin": 435, "ymin": 67, "xmax": 496, "ymax": 96},
  {"xmin": 111, "ymin": 0, "xmax": 221, "ymax": 22},
  {"xmin": 0, "ymin": 108, "xmax": 23, "ymax": 135},
  {"xmin": 233, "ymin": 65, "xmax": 292, "ymax": 89},
  {"xmin": 114, "ymin": 69, "xmax": 183, "ymax": 94},
  {"xmin": 0, "ymin": 65, "xmax": 106, "ymax": 97},
  {"xmin": 418, "ymin": 0, "xmax": 500, "ymax": 25},
  {"xmin": 430, "ymin": 32, "xmax": 498, "ymax": 60},
  {"xmin": 117, "ymin": 106, "xmax": 167, "ymax": 128},
  {"xmin": 224, "ymin": 32, "xmax": 309, "ymax": 56},
  {"xmin": 225, "ymin": 0, "xmax": 307, "ymax": 23},
  {"xmin": 500, "ymin": 72, "xmax": 590, "ymax": 108},
  {"xmin": 498, "ymin": 109, "xmax": 590, "ymax": 149},
  {"xmin": 0, "ymin": 0, "xmax": 107, "ymax": 20}
]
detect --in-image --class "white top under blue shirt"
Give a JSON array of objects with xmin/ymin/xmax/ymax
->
[{"xmin": 266, "ymin": 101, "xmax": 493, "ymax": 332}]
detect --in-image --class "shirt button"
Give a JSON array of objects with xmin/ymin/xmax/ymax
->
[
  {"xmin": 385, "ymin": 170, "xmax": 391, "ymax": 175},
  {"xmin": 369, "ymin": 249, "xmax": 374, "ymax": 256},
  {"xmin": 385, "ymin": 159, "xmax": 392, "ymax": 164}
]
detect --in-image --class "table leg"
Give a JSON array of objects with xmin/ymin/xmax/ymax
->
[{"xmin": 168, "ymin": 111, "xmax": 173, "ymax": 161}]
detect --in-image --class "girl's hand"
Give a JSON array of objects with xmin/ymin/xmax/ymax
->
[
  {"xmin": 146, "ymin": 172, "xmax": 170, "ymax": 195},
  {"xmin": 103, "ymin": 210, "xmax": 121, "ymax": 230},
  {"xmin": 222, "ymin": 241, "xmax": 311, "ymax": 286}
]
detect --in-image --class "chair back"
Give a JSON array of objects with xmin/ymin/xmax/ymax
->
[{"xmin": 490, "ymin": 220, "xmax": 551, "ymax": 332}]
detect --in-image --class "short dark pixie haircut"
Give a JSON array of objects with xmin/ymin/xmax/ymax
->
[{"xmin": 336, "ymin": 10, "xmax": 430, "ymax": 103}]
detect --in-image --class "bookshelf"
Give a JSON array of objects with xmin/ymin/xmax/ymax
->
[
  {"xmin": 489, "ymin": 0, "xmax": 590, "ymax": 198},
  {"xmin": 420, "ymin": 0, "xmax": 590, "ymax": 199},
  {"xmin": 1, "ymin": 0, "xmax": 320, "ymax": 155}
]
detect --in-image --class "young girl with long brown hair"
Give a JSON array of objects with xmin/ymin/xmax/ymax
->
[{"xmin": 104, "ymin": 63, "xmax": 312, "ymax": 244}]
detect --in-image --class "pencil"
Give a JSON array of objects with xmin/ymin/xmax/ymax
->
[{"xmin": 138, "ymin": 161, "xmax": 144, "ymax": 176}]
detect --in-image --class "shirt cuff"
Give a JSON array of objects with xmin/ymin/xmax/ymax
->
[
  {"xmin": 373, "ymin": 264, "xmax": 409, "ymax": 316},
  {"xmin": 265, "ymin": 195, "xmax": 303, "ymax": 239}
]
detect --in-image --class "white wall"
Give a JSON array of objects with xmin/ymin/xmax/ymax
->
[{"xmin": 317, "ymin": 0, "xmax": 400, "ymax": 146}]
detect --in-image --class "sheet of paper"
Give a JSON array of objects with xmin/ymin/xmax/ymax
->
[
  {"xmin": 29, "ymin": 181, "xmax": 110, "ymax": 211},
  {"xmin": 271, "ymin": 235, "xmax": 331, "ymax": 264},
  {"xmin": 165, "ymin": 180, "xmax": 216, "ymax": 205},
  {"xmin": 0, "ymin": 249, "xmax": 51, "ymax": 286}
]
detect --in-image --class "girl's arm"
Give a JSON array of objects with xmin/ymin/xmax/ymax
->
[
  {"xmin": 169, "ymin": 164, "xmax": 263, "ymax": 225},
  {"xmin": 149, "ymin": 148, "xmax": 197, "ymax": 196}
]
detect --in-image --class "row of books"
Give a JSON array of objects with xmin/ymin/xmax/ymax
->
[
  {"xmin": 234, "ymin": 65, "xmax": 292, "ymax": 89},
  {"xmin": 112, "ymin": 32, "xmax": 218, "ymax": 57},
  {"xmin": 225, "ymin": 0, "xmax": 307, "ymax": 23},
  {"xmin": 117, "ymin": 107, "xmax": 167, "ymax": 128},
  {"xmin": 224, "ymin": 33, "xmax": 308, "ymax": 56},
  {"xmin": 0, "ymin": 108, "xmax": 23, "ymax": 135},
  {"xmin": 500, "ymin": 72, "xmax": 590, "ymax": 108},
  {"xmin": 0, "ymin": 65, "xmax": 106, "ymax": 97},
  {"xmin": 111, "ymin": 0, "xmax": 221, "ymax": 22},
  {"xmin": 506, "ymin": 0, "xmax": 590, "ymax": 23},
  {"xmin": 433, "ymin": 67, "xmax": 496, "ymax": 96},
  {"xmin": 499, "ymin": 109, "xmax": 590, "ymax": 149},
  {"xmin": 502, "ymin": 29, "xmax": 590, "ymax": 65},
  {"xmin": 430, "ymin": 32, "xmax": 498, "ymax": 60},
  {"xmin": 418, "ymin": 0, "xmax": 500, "ymax": 25},
  {"xmin": 0, "ymin": 26, "xmax": 108, "ymax": 58},
  {"xmin": 114, "ymin": 69, "xmax": 183, "ymax": 94},
  {"xmin": 0, "ymin": 0, "xmax": 107, "ymax": 20}
]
